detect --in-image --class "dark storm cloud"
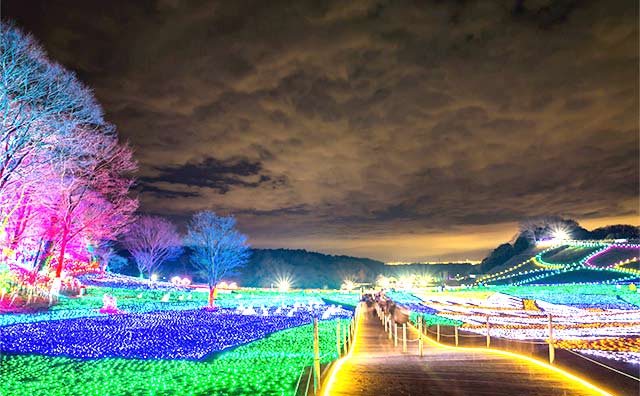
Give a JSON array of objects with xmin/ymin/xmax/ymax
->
[
  {"xmin": 138, "ymin": 184, "xmax": 200, "ymax": 199},
  {"xmin": 3, "ymin": 0, "xmax": 637, "ymax": 261},
  {"xmin": 141, "ymin": 156, "xmax": 268, "ymax": 194}
]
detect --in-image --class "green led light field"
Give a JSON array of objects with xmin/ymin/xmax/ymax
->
[{"xmin": 0, "ymin": 319, "xmax": 344, "ymax": 396}]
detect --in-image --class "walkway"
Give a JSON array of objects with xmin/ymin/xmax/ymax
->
[{"xmin": 324, "ymin": 308, "xmax": 613, "ymax": 396}]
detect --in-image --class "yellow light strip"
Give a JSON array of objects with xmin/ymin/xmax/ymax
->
[
  {"xmin": 322, "ymin": 304, "xmax": 363, "ymax": 396},
  {"xmin": 414, "ymin": 324, "xmax": 614, "ymax": 396},
  {"xmin": 322, "ymin": 309, "xmax": 614, "ymax": 396}
]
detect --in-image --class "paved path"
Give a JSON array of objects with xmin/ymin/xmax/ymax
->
[{"xmin": 324, "ymin": 308, "xmax": 611, "ymax": 396}]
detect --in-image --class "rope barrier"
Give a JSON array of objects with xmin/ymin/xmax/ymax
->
[
  {"xmin": 561, "ymin": 348, "xmax": 640, "ymax": 382},
  {"xmin": 454, "ymin": 332, "xmax": 549, "ymax": 344},
  {"xmin": 512, "ymin": 339, "xmax": 549, "ymax": 345},
  {"xmin": 457, "ymin": 333, "xmax": 485, "ymax": 338}
]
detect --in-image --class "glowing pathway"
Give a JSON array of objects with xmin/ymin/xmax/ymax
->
[{"xmin": 324, "ymin": 309, "xmax": 613, "ymax": 396}]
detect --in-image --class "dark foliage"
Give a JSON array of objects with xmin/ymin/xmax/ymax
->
[
  {"xmin": 589, "ymin": 224, "xmax": 640, "ymax": 240},
  {"xmin": 480, "ymin": 243, "xmax": 515, "ymax": 273}
]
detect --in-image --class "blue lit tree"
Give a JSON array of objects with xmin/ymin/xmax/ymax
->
[
  {"xmin": 185, "ymin": 211, "xmax": 250, "ymax": 307},
  {"xmin": 0, "ymin": 21, "xmax": 104, "ymax": 198}
]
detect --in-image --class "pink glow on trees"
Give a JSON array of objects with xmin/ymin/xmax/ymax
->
[
  {"xmin": 122, "ymin": 216, "xmax": 182, "ymax": 279},
  {"xmin": 0, "ymin": 22, "xmax": 138, "ymax": 299},
  {"xmin": 43, "ymin": 130, "xmax": 137, "ymax": 280}
]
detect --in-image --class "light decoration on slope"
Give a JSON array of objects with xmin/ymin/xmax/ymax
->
[
  {"xmin": 0, "ymin": 305, "xmax": 353, "ymax": 360},
  {"xmin": 478, "ymin": 243, "xmax": 640, "ymax": 287},
  {"xmin": 0, "ymin": 319, "xmax": 345, "ymax": 396},
  {"xmin": 584, "ymin": 245, "xmax": 640, "ymax": 273},
  {"xmin": 396, "ymin": 288, "xmax": 640, "ymax": 363}
]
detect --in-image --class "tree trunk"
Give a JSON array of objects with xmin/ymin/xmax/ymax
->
[
  {"xmin": 55, "ymin": 226, "xmax": 69, "ymax": 278},
  {"xmin": 208, "ymin": 286, "xmax": 218, "ymax": 308},
  {"xmin": 34, "ymin": 238, "xmax": 52, "ymax": 272}
]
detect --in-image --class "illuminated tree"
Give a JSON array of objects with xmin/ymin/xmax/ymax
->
[
  {"xmin": 122, "ymin": 216, "xmax": 182, "ymax": 279},
  {"xmin": 185, "ymin": 211, "xmax": 250, "ymax": 307},
  {"xmin": 42, "ymin": 128, "xmax": 137, "ymax": 286},
  {"xmin": 0, "ymin": 22, "xmax": 138, "ymax": 284},
  {"xmin": 0, "ymin": 21, "xmax": 104, "ymax": 200}
]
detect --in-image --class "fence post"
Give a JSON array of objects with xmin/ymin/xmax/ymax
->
[
  {"xmin": 486, "ymin": 315, "xmax": 490, "ymax": 348},
  {"xmin": 394, "ymin": 322, "xmax": 398, "ymax": 347},
  {"xmin": 418, "ymin": 318, "xmax": 424, "ymax": 356},
  {"xmin": 336, "ymin": 319, "xmax": 341, "ymax": 357},
  {"xmin": 437, "ymin": 323, "xmax": 441, "ymax": 342},
  {"xmin": 352, "ymin": 314, "xmax": 356, "ymax": 338},
  {"xmin": 313, "ymin": 318, "xmax": 321, "ymax": 395},
  {"xmin": 342, "ymin": 323, "xmax": 347, "ymax": 354},
  {"xmin": 548, "ymin": 313, "xmax": 555, "ymax": 364},
  {"xmin": 388, "ymin": 317, "xmax": 392, "ymax": 340},
  {"xmin": 454, "ymin": 326, "xmax": 459, "ymax": 346},
  {"xmin": 402, "ymin": 323, "xmax": 407, "ymax": 352}
]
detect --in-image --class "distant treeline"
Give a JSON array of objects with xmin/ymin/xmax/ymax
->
[{"xmin": 114, "ymin": 247, "xmax": 476, "ymax": 288}]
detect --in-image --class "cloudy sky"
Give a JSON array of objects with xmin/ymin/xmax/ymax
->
[{"xmin": 3, "ymin": 0, "xmax": 638, "ymax": 262}]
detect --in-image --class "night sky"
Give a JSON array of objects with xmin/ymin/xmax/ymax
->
[{"xmin": 3, "ymin": 1, "xmax": 638, "ymax": 262}]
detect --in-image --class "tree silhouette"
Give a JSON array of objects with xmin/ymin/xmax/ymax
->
[{"xmin": 122, "ymin": 216, "xmax": 182, "ymax": 279}]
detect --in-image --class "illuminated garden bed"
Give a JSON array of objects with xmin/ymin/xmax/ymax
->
[
  {"xmin": 392, "ymin": 285, "xmax": 640, "ymax": 365},
  {"xmin": 0, "ymin": 319, "xmax": 344, "ymax": 396},
  {"xmin": 0, "ymin": 306, "xmax": 352, "ymax": 359}
]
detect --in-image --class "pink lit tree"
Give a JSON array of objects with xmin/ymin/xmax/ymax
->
[
  {"xmin": 44, "ymin": 131, "xmax": 137, "ymax": 283},
  {"xmin": 0, "ymin": 21, "xmax": 139, "ymax": 303},
  {"xmin": 185, "ymin": 211, "xmax": 250, "ymax": 308},
  {"xmin": 122, "ymin": 216, "xmax": 182, "ymax": 279}
]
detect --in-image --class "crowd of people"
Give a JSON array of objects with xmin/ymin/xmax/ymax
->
[{"xmin": 362, "ymin": 291, "xmax": 409, "ymax": 324}]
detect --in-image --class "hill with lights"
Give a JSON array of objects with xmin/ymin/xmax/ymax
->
[{"xmin": 477, "ymin": 240, "xmax": 640, "ymax": 286}]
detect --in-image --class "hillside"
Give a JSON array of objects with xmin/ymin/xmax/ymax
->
[
  {"xmin": 236, "ymin": 248, "xmax": 386, "ymax": 289},
  {"xmin": 479, "ymin": 242, "xmax": 640, "ymax": 286}
]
